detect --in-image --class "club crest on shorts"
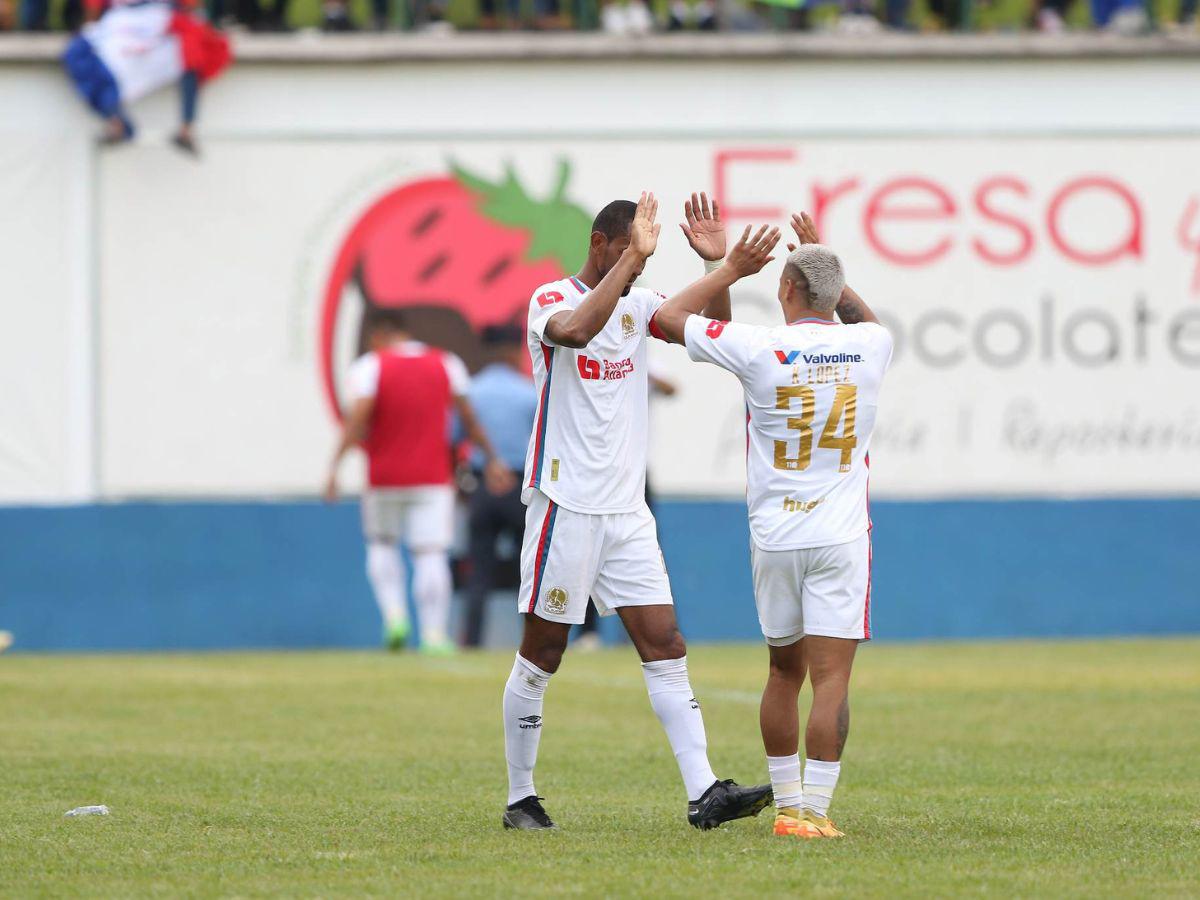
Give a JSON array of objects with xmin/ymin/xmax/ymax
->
[
  {"xmin": 621, "ymin": 312, "xmax": 637, "ymax": 340},
  {"xmin": 544, "ymin": 587, "xmax": 569, "ymax": 615}
]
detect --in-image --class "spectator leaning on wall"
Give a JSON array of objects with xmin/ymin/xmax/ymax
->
[{"xmin": 61, "ymin": 0, "xmax": 231, "ymax": 153}]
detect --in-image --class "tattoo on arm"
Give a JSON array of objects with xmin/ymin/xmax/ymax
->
[
  {"xmin": 835, "ymin": 698, "xmax": 850, "ymax": 758},
  {"xmin": 836, "ymin": 295, "xmax": 869, "ymax": 324},
  {"xmin": 835, "ymin": 285, "xmax": 879, "ymax": 325}
]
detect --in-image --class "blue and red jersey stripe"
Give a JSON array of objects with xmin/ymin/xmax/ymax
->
[
  {"xmin": 526, "ymin": 500, "xmax": 558, "ymax": 613},
  {"xmin": 864, "ymin": 452, "xmax": 873, "ymax": 638},
  {"xmin": 863, "ymin": 535, "xmax": 873, "ymax": 640},
  {"xmin": 528, "ymin": 343, "xmax": 555, "ymax": 490}
]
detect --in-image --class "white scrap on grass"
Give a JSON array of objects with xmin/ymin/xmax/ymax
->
[{"xmin": 64, "ymin": 805, "xmax": 109, "ymax": 817}]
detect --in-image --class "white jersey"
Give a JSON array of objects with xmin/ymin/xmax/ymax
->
[
  {"xmin": 685, "ymin": 314, "xmax": 893, "ymax": 551},
  {"xmin": 85, "ymin": 4, "xmax": 182, "ymax": 104},
  {"xmin": 522, "ymin": 276, "xmax": 666, "ymax": 515}
]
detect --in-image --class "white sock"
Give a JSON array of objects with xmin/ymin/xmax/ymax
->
[
  {"xmin": 503, "ymin": 654, "xmax": 551, "ymax": 806},
  {"xmin": 365, "ymin": 542, "xmax": 407, "ymax": 628},
  {"xmin": 803, "ymin": 758, "xmax": 841, "ymax": 817},
  {"xmin": 767, "ymin": 754, "xmax": 803, "ymax": 811},
  {"xmin": 411, "ymin": 550, "xmax": 452, "ymax": 645},
  {"xmin": 641, "ymin": 656, "xmax": 718, "ymax": 801}
]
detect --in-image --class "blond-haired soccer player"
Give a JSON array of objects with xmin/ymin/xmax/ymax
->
[{"xmin": 651, "ymin": 212, "xmax": 891, "ymax": 839}]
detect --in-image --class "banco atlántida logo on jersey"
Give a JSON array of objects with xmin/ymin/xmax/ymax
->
[
  {"xmin": 317, "ymin": 159, "xmax": 592, "ymax": 418},
  {"xmin": 577, "ymin": 354, "xmax": 635, "ymax": 381}
]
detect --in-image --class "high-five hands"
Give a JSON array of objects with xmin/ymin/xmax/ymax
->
[
  {"xmin": 680, "ymin": 191, "xmax": 726, "ymax": 262},
  {"xmin": 629, "ymin": 191, "xmax": 661, "ymax": 260},
  {"xmin": 786, "ymin": 211, "xmax": 820, "ymax": 252},
  {"xmin": 725, "ymin": 224, "xmax": 782, "ymax": 278},
  {"xmin": 647, "ymin": 222, "xmax": 778, "ymax": 346}
]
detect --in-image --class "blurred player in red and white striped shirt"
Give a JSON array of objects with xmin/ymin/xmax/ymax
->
[{"xmin": 324, "ymin": 308, "xmax": 513, "ymax": 654}]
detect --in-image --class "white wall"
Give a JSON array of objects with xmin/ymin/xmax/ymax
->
[
  {"xmin": 4, "ymin": 54, "xmax": 1200, "ymax": 501},
  {"xmin": 0, "ymin": 84, "xmax": 94, "ymax": 503}
]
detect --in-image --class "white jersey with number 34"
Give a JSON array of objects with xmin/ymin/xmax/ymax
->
[{"xmin": 684, "ymin": 314, "xmax": 894, "ymax": 551}]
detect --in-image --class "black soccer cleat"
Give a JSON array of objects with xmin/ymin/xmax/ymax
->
[
  {"xmin": 687, "ymin": 779, "xmax": 774, "ymax": 830},
  {"xmin": 502, "ymin": 795, "xmax": 557, "ymax": 830}
]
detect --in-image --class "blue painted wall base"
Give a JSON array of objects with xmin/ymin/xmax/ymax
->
[{"xmin": 0, "ymin": 499, "xmax": 1196, "ymax": 651}]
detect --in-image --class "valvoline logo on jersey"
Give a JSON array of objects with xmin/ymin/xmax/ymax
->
[
  {"xmin": 318, "ymin": 160, "xmax": 593, "ymax": 418},
  {"xmin": 775, "ymin": 351, "xmax": 864, "ymax": 365}
]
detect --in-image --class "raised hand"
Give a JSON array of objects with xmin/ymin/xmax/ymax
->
[
  {"xmin": 786, "ymin": 211, "xmax": 820, "ymax": 252},
  {"xmin": 629, "ymin": 191, "xmax": 661, "ymax": 260},
  {"xmin": 725, "ymin": 224, "xmax": 781, "ymax": 277},
  {"xmin": 680, "ymin": 191, "xmax": 726, "ymax": 262}
]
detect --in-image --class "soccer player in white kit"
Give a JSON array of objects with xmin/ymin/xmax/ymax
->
[
  {"xmin": 501, "ymin": 192, "xmax": 783, "ymax": 831},
  {"xmin": 653, "ymin": 212, "xmax": 892, "ymax": 840}
]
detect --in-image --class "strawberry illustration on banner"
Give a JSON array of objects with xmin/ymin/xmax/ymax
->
[{"xmin": 319, "ymin": 159, "xmax": 593, "ymax": 417}]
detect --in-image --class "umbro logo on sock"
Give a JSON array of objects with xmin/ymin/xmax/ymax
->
[
  {"xmin": 689, "ymin": 697, "xmax": 700, "ymax": 709},
  {"xmin": 518, "ymin": 715, "xmax": 543, "ymax": 730}
]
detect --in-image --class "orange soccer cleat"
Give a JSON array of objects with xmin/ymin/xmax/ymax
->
[{"xmin": 773, "ymin": 807, "xmax": 845, "ymax": 839}]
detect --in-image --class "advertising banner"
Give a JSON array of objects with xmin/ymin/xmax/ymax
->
[{"xmin": 95, "ymin": 137, "xmax": 1200, "ymax": 498}]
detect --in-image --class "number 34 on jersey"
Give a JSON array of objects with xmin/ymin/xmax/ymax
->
[
  {"xmin": 774, "ymin": 384, "xmax": 858, "ymax": 473},
  {"xmin": 682, "ymin": 313, "xmax": 893, "ymax": 551}
]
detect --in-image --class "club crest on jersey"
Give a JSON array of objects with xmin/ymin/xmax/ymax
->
[
  {"xmin": 621, "ymin": 312, "xmax": 638, "ymax": 340},
  {"xmin": 545, "ymin": 587, "xmax": 569, "ymax": 615}
]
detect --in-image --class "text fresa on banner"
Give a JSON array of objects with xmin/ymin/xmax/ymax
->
[{"xmin": 713, "ymin": 148, "xmax": 1200, "ymax": 288}]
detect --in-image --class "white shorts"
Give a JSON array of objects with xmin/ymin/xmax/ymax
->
[
  {"xmin": 750, "ymin": 530, "xmax": 873, "ymax": 644},
  {"xmin": 517, "ymin": 490, "xmax": 673, "ymax": 625},
  {"xmin": 361, "ymin": 485, "xmax": 454, "ymax": 550}
]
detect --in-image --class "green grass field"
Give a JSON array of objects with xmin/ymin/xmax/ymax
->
[{"xmin": 2, "ymin": 639, "xmax": 1198, "ymax": 897}]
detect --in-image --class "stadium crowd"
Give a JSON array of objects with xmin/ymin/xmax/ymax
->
[{"xmin": 1, "ymin": 0, "xmax": 1194, "ymax": 34}]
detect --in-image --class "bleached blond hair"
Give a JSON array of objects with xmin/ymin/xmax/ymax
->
[{"xmin": 783, "ymin": 245, "xmax": 845, "ymax": 312}]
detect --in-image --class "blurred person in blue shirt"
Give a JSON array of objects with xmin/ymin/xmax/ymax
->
[
  {"xmin": 461, "ymin": 324, "xmax": 538, "ymax": 648},
  {"xmin": 1090, "ymin": 0, "xmax": 1147, "ymax": 31}
]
